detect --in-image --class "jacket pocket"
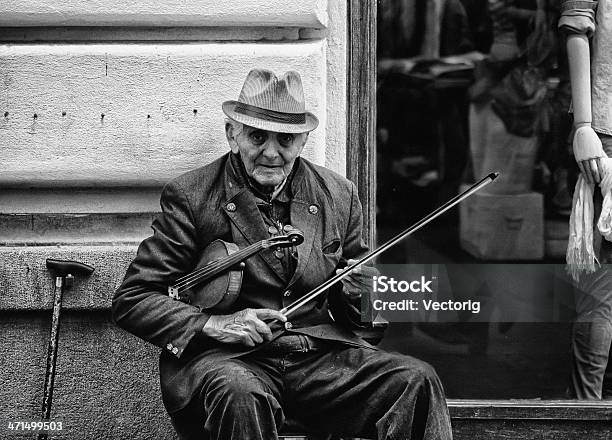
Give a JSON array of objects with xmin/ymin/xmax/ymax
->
[
  {"xmin": 321, "ymin": 238, "xmax": 343, "ymax": 271},
  {"xmin": 322, "ymin": 238, "xmax": 342, "ymax": 255}
]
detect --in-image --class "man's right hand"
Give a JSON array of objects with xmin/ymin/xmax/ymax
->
[{"xmin": 202, "ymin": 308, "xmax": 287, "ymax": 347}]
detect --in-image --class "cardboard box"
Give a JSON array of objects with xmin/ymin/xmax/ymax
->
[{"xmin": 460, "ymin": 187, "xmax": 544, "ymax": 260}]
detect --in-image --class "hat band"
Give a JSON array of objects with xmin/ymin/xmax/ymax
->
[{"xmin": 234, "ymin": 102, "xmax": 306, "ymax": 125}]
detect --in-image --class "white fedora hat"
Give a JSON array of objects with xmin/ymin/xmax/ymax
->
[{"xmin": 222, "ymin": 69, "xmax": 319, "ymax": 134}]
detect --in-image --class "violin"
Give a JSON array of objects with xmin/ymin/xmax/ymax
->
[{"xmin": 168, "ymin": 228, "xmax": 304, "ymax": 312}]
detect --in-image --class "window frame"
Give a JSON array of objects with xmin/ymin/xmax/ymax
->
[{"xmin": 346, "ymin": 1, "xmax": 612, "ymax": 437}]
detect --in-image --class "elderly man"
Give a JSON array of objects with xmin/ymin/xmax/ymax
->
[{"xmin": 112, "ymin": 69, "xmax": 452, "ymax": 439}]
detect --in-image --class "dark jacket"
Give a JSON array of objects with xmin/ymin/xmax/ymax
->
[{"xmin": 112, "ymin": 153, "xmax": 374, "ymax": 413}]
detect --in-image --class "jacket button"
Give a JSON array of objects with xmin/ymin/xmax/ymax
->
[
  {"xmin": 283, "ymin": 290, "xmax": 291, "ymax": 297},
  {"xmin": 284, "ymin": 322, "xmax": 293, "ymax": 330},
  {"xmin": 172, "ymin": 347, "xmax": 179, "ymax": 355},
  {"xmin": 226, "ymin": 202, "xmax": 236, "ymax": 212},
  {"xmin": 308, "ymin": 205, "xmax": 318, "ymax": 215}
]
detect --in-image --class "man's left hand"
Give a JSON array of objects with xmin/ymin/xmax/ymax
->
[{"xmin": 336, "ymin": 259, "xmax": 378, "ymax": 302}]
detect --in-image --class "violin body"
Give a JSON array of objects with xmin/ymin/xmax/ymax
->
[
  {"xmin": 168, "ymin": 229, "xmax": 304, "ymax": 313},
  {"xmin": 185, "ymin": 240, "xmax": 243, "ymax": 312}
]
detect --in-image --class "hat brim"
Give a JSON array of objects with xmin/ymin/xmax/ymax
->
[{"xmin": 222, "ymin": 101, "xmax": 319, "ymax": 134}]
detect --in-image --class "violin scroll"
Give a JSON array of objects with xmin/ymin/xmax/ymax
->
[{"xmin": 263, "ymin": 228, "xmax": 304, "ymax": 248}]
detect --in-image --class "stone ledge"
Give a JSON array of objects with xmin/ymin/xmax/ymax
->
[
  {"xmin": 0, "ymin": 245, "xmax": 138, "ymax": 311},
  {"xmin": 0, "ymin": 213, "xmax": 155, "ymax": 245},
  {"xmin": 0, "ymin": 188, "xmax": 161, "ymax": 214},
  {"xmin": 0, "ymin": 0, "xmax": 328, "ymax": 28}
]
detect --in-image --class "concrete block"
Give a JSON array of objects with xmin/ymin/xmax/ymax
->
[
  {"xmin": 0, "ymin": 311, "xmax": 174, "ymax": 439},
  {"xmin": 0, "ymin": 42, "xmax": 327, "ymax": 187},
  {"xmin": 0, "ymin": 245, "xmax": 138, "ymax": 310},
  {"xmin": 0, "ymin": 213, "xmax": 155, "ymax": 245},
  {"xmin": 0, "ymin": 188, "xmax": 161, "ymax": 214},
  {"xmin": 0, "ymin": 0, "xmax": 328, "ymax": 28}
]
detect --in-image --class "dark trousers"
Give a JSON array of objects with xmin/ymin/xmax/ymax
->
[
  {"xmin": 571, "ymin": 315, "xmax": 612, "ymax": 399},
  {"xmin": 170, "ymin": 335, "xmax": 453, "ymax": 440},
  {"xmin": 570, "ymin": 134, "xmax": 612, "ymax": 399},
  {"xmin": 571, "ymin": 195, "xmax": 612, "ymax": 399}
]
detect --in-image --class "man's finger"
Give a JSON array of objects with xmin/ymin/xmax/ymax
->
[
  {"xmin": 341, "ymin": 276, "xmax": 366, "ymax": 291},
  {"xmin": 346, "ymin": 259, "xmax": 363, "ymax": 274},
  {"xmin": 246, "ymin": 316, "xmax": 272, "ymax": 339},
  {"xmin": 234, "ymin": 324, "xmax": 262, "ymax": 345},
  {"xmin": 245, "ymin": 326, "xmax": 264, "ymax": 344},
  {"xmin": 340, "ymin": 260, "xmax": 377, "ymax": 276},
  {"xmin": 222, "ymin": 327, "xmax": 253, "ymax": 345},
  {"xmin": 341, "ymin": 269, "xmax": 373, "ymax": 285},
  {"xmin": 240, "ymin": 332, "xmax": 256, "ymax": 347},
  {"xmin": 253, "ymin": 308, "xmax": 287, "ymax": 322},
  {"xmin": 246, "ymin": 317, "xmax": 273, "ymax": 340},
  {"xmin": 236, "ymin": 318, "xmax": 265, "ymax": 343}
]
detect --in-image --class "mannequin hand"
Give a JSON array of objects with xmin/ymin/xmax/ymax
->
[
  {"xmin": 578, "ymin": 158, "xmax": 602, "ymax": 185},
  {"xmin": 574, "ymin": 126, "xmax": 604, "ymax": 184},
  {"xmin": 336, "ymin": 259, "xmax": 378, "ymax": 301},
  {"xmin": 202, "ymin": 308, "xmax": 286, "ymax": 347}
]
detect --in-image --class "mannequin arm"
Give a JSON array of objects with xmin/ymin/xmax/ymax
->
[{"xmin": 567, "ymin": 32, "xmax": 604, "ymax": 183}]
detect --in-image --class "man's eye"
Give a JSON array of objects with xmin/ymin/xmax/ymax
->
[
  {"xmin": 250, "ymin": 132, "xmax": 266, "ymax": 143},
  {"xmin": 279, "ymin": 134, "xmax": 294, "ymax": 145}
]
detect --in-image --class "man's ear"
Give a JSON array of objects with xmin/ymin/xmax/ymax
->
[{"xmin": 225, "ymin": 122, "xmax": 240, "ymax": 154}]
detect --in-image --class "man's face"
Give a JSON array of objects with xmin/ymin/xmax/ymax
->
[{"xmin": 226, "ymin": 123, "xmax": 308, "ymax": 192}]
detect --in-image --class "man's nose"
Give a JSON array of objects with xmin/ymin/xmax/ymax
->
[{"xmin": 261, "ymin": 138, "xmax": 281, "ymax": 160}]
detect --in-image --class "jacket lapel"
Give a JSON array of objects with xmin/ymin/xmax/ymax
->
[{"xmin": 286, "ymin": 198, "xmax": 320, "ymax": 288}]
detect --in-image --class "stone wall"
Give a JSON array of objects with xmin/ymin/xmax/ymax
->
[{"xmin": 0, "ymin": 2, "xmax": 347, "ymax": 438}]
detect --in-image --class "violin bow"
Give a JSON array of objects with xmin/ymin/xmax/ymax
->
[{"xmin": 279, "ymin": 172, "xmax": 499, "ymax": 318}]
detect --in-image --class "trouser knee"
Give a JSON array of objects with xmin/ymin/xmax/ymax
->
[
  {"xmin": 395, "ymin": 358, "xmax": 442, "ymax": 390},
  {"xmin": 204, "ymin": 373, "xmax": 277, "ymax": 415}
]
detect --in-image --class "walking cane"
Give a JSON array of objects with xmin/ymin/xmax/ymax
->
[{"xmin": 38, "ymin": 259, "xmax": 94, "ymax": 440}]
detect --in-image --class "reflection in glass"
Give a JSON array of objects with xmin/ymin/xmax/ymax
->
[{"xmin": 376, "ymin": 0, "xmax": 612, "ymax": 400}]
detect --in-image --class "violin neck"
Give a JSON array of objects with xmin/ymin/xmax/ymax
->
[{"xmin": 221, "ymin": 241, "xmax": 265, "ymax": 270}]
